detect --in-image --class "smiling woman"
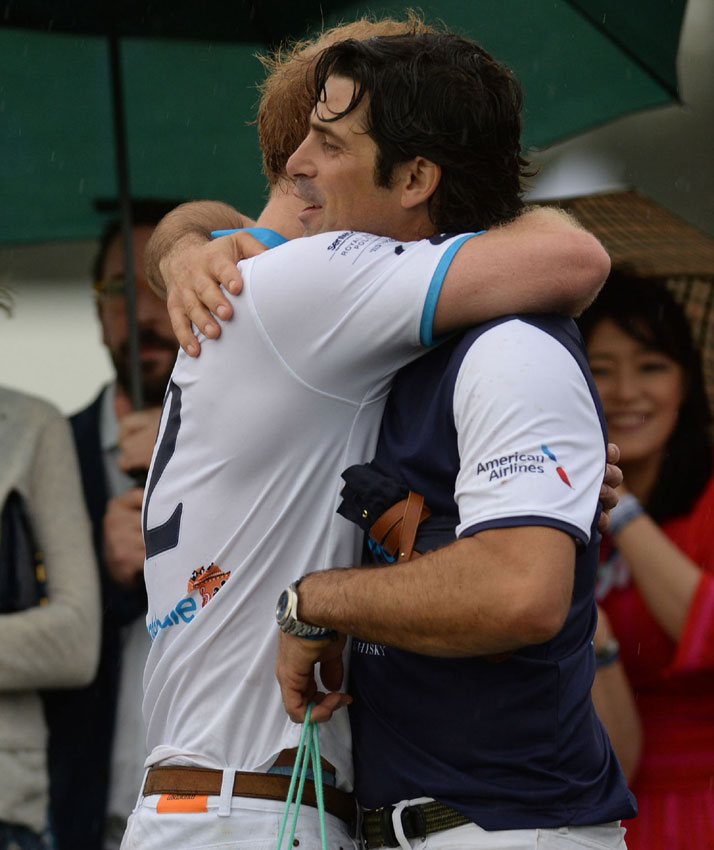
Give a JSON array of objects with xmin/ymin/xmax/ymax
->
[
  {"xmin": 587, "ymin": 313, "xmax": 686, "ymax": 482},
  {"xmin": 577, "ymin": 271, "xmax": 714, "ymax": 850},
  {"xmin": 580, "ymin": 272, "xmax": 712, "ymax": 522}
]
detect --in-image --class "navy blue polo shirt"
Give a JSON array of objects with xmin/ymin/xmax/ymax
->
[{"xmin": 349, "ymin": 315, "xmax": 636, "ymax": 829}]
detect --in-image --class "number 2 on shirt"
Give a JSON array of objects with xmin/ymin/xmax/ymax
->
[{"xmin": 143, "ymin": 380, "xmax": 183, "ymax": 558}]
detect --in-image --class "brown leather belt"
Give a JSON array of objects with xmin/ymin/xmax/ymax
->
[{"xmin": 143, "ymin": 764, "xmax": 355, "ymax": 826}]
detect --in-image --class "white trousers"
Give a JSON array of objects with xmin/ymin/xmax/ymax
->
[
  {"xmin": 120, "ymin": 792, "xmax": 358, "ymax": 850},
  {"xmin": 120, "ymin": 789, "xmax": 627, "ymax": 850},
  {"xmin": 378, "ymin": 798, "xmax": 627, "ymax": 850}
]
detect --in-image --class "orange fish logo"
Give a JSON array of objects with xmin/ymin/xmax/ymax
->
[{"xmin": 187, "ymin": 563, "xmax": 231, "ymax": 608}]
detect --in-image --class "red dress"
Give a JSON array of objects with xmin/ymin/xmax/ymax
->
[{"xmin": 597, "ymin": 473, "xmax": 714, "ymax": 849}]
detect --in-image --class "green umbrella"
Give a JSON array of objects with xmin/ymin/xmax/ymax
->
[
  {"xmin": 322, "ymin": 0, "xmax": 687, "ymax": 148},
  {"xmin": 0, "ymin": 0, "xmax": 688, "ymax": 404},
  {"xmin": 1, "ymin": 0, "xmax": 688, "ymax": 245},
  {"xmin": 2, "ymin": 0, "xmax": 342, "ymax": 406}
]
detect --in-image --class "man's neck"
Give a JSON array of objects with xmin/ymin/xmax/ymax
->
[{"xmin": 256, "ymin": 181, "xmax": 305, "ymax": 241}]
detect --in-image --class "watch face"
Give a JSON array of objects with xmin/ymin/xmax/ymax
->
[{"xmin": 276, "ymin": 589, "xmax": 290, "ymax": 624}]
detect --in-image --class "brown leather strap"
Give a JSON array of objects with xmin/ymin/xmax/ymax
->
[
  {"xmin": 143, "ymin": 765, "xmax": 355, "ymax": 825},
  {"xmin": 368, "ymin": 493, "xmax": 430, "ymax": 561},
  {"xmin": 369, "ymin": 500, "xmax": 407, "ymax": 548},
  {"xmin": 397, "ymin": 491, "xmax": 425, "ymax": 562},
  {"xmin": 380, "ymin": 513, "xmax": 407, "ymax": 557}
]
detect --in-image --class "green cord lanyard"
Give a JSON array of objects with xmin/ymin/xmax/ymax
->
[{"xmin": 275, "ymin": 704, "xmax": 328, "ymax": 850}]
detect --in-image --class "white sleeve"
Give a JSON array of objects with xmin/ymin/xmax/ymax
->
[
  {"xmin": 242, "ymin": 231, "xmax": 477, "ymax": 401},
  {"xmin": 453, "ymin": 319, "xmax": 605, "ymax": 543}
]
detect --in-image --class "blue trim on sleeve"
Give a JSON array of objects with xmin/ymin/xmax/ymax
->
[
  {"xmin": 459, "ymin": 515, "xmax": 590, "ymax": 547},
  {"xmin": 210, "ymin": 227, "xmax": 288, "ymax": 250},
  {"xmin": 419, "ymin": 231, "xmax": 486, "ymax": 346}
]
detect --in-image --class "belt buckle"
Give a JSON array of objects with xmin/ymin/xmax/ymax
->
[
  {"xmin": 364, "ymin": 801, "xmax": 428, "ymax": 849},
  {"xmin": 401, "ymin": 804, "xmax": 427, "ymax": 842},
  {"xmin": 378, "ymin": 805, "xmax": 399, "ymax": 848}
]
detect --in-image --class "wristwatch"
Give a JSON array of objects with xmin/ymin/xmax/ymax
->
[
  {"xmin": 594, "ymin": 635, "xmax": 620, "ymax": 668},
  {"xmin": 275, "ymin": 581, "xmax": 336, "ymax": 639}
]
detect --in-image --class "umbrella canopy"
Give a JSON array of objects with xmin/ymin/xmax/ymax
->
[
  {"xmin": 1, "ymin": 0, "xmax": 688, "ymax": 245},
  {"xmin": 1, "ymin": 0, "xmax": 348, "ymax": 245},
  {"xmin": 548, "ymin": 189, "xmax": 714, "ymax": 417},
  {"xmin": 320, "ymin": 0, "xmax": 687, "ymax": 145},
  {"xmin": 0, "ymin": 0, "xmax": 689, "ymax": 406},
  {"xmin": 3, "ymin": 0, "xmax": 348, "ymax": 406}
]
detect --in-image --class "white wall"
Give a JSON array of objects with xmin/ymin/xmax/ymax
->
[{"xmin": 0, "ymin": 241, "xmax": 114, "ymax": 415}]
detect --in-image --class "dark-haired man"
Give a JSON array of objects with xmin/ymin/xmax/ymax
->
[
  {"xmin": 272, "ymin": 37, "xmax": 633, "ymax": 849},
  {"xmin": 126, "ymin": 30, "xmax": 629, "ymax": 850},
  {"xmin": 44, "ymin": 202, "xmax": 179, "ymax": 850}
]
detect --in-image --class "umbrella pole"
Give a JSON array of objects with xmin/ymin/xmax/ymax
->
[{"xmin": 108, "ymin": 33, "xmax": 144, "ymax": 411}]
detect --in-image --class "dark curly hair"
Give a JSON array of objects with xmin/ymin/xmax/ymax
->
[
  {"xmin": 256, "ymin": 13, "xmax": 435, "ymax": 186},
  {"xmin": 312, "ymin": 33, "xmax": 529, "ymax": 233},
  {"xmin": 578, "ymin": 270, "xmax": 713, "ymax": 522}
]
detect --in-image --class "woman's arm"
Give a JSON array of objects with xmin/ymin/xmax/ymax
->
[
  {"xmin": 609, "ymin": 492, "xmax": 702, "ymax": 641},
  {"xmin": 0, "ymin": 404, "xmax": 101, "ymax": 690}
]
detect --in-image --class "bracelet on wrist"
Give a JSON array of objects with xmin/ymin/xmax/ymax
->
[
  {"xmin": 607, "ymin": 493, "xmax": 644, "ymax": 537},
  {"xmin": 594, "ymin": 635, "xmax": 620, "ymax": 668}
]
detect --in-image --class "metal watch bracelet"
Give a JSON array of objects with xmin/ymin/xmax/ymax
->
[{"xmin": 276, "ymin": 581, "xmax": 337, "ymax": 639}]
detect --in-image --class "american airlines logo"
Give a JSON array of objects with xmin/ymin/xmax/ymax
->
[
  {"xmin": 476, "ymin": 451, "xmax": 546, "ymax": 481},
  {"xmin": 476, "ymin": 444, "xmax": 572, "ymax": 487}
]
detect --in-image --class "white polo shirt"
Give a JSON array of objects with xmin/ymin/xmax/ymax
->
[{"xmin": 140, "ymin": 229, "xmax": 475, "ymax": 789}]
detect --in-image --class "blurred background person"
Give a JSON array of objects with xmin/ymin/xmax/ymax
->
[
  {"xmin": 578, "ymin": 271, "xmax": 714, "ymax": 850},
  {"xmin": 0, "ymin": 287, "xmax": 100, "ymax": 850},
  {"xmin": 42, "ymin": 201, "xmax": 180, "ymax": 850}
]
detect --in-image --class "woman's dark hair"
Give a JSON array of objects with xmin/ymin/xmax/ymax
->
[
  {"xmin": 578, "ymin": 269, "xmax": 713, "ymax": 521},
  {"xmin": 312, "ymin": 33, "xmax": 529, "ymax": 233}
]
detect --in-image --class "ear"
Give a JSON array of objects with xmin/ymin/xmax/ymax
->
[{"xmin": 399, "ymin": 157, "xmax": 441, "ymax": 211}]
